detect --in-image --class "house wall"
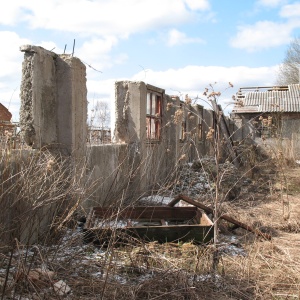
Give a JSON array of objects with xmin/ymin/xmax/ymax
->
[
  {"xmin": 0, "ymin": 104, "xmax": 14, "ymax": 138},
  {"xmin": 230, "ymin": 113, "xmax": 257, "ymax": 141},
  {"xmin": 85, "ymin": 143, "xmax": 131, "ymax": 207},
  {"xmin": 0, "ymin": 103, "xmax": 12, "ymax": 122},
  {"xmin": 281, "ymin": 114, "xmax": 300, "ymax": 159},
  {"xmin": 231, "ymin": 112, "xmax": 300, "ymax": 159}
]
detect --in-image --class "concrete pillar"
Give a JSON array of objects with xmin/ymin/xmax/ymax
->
[
  {"xmin": 114, "ymin": 81, "xmax": 147, "ymax": 143},
  {"xmin": 231, "ymin": 115, "xmax": 243, "ymax": 141},
  {"xmin": 114, "ymin": 81, "xmax": 147, "ymax": 195},
  {"xmin": 19, "ymin": 45, "xmax": 87, "ymax": 158},
  {"xmin": 56, "ymin": 55, "xmax": 87, "ymax": 157},
  {"xmin": 20, "ymin": 45, "xmax": 58, "ymax": 148}
]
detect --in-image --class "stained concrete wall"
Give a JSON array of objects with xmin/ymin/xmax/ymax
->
[
  {"xmin": 86, "ymin": 144, "xmax": 131, "ymax": 207},
  {"xmin": 20, "ymin": 45, "xmax": 58, "ymax": 148},
  {"xmin": 114, "ymin": 82, "xmax": 176, "ymax": 195}
]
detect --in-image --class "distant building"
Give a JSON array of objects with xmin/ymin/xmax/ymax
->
[
  {"xmin": 231, "ymin": 84, "xmax": 300, "ymax": 157},
  {"xmin": 0, "ymin": 103, "xmax": 14, "ymax": 131},
  {"xmin": 88, "ymin": 126, "xmax": 112, "ymax": 145}
]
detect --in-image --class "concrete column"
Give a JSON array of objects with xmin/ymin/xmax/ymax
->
[
  {"xmin": 232, "ymin": 115, "xmax": 243, "ymax": 141},
  {"xmin": 20, "ymin": 45, "xmax": 58, "ymax": 148},
  {"xmin": 19, "ymin": 45, "xmax": 87, "ymax": 158},
  {"xmin": 56, "ymin": 55, "xmax": 87, "ymax": 157},
  {"xmin": 114, "ymin": 81, "xmax": 146, "ymax": 143},
  {"xmin": 114, "ymin": 81, "xmax": 147, "ymax": 195}
]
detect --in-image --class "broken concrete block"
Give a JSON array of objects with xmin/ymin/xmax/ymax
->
[{"xmin": 53, "ymin": 280, "xmax": 71, "ymax": 296}]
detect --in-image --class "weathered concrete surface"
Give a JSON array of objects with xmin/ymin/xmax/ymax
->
[
  {"xmin": 20, "ymin": 45, "xmax": 58, "ymax": 148},
  {"xmin": 115, "ymin": 81, "xmax": 146, "ymax": 143},
  {"xmin": 56, "ymin": 55, "xmax": 87, "ymax": 157},
  {"xmin": 0, "ymin": 149, "xmax": 64, "ymax": 245},
  {"xmin": 19, "ymin": 45, "xmax": 87, "ymax": 158},
  {"xmin": 114, "ymin": 81, "xmax": 148, "ymax": 195},
  {"xmin": 111, "ymin": 81, "xmax": 213, "ymax": 198},
  {"xmin": 86, "ymin": 143, "xmax": 130, "ymax": 206}
]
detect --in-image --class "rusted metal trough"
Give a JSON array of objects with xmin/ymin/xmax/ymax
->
[{"xmin": 83, "ymin": 206, "xmax": 214, "ymax": 245}]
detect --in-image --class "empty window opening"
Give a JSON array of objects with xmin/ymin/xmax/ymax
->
[
  {"xmin": 146, "ymin": 92, "xmax": 162, "ymax": 140},
  {"xmin": 197, "ymin": 106, "xmax": 203, "ymax": 140}
]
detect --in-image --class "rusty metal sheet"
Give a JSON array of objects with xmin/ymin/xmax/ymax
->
[{"xmin": 83, "ymin": 206, "xmax": 213, "ymax": 245}]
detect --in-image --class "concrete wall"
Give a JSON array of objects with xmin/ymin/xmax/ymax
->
[
  {"xmin": 86, "ymin": 144, "xmax": 131, "ymax": 206},
  {"xmin": 230, "ymin": 113, "xmax": 256, "ymax": 141},
  {"xmin": 2, "ymin": 46, "xmax": 217, "ymax": 245},
  {"xmin": 85, "ymin": 81, "xmax": 214, "ymax": 205},
  {"xmin": 18, "ymin": 46, "xmax": 214, "ymax": 208}
]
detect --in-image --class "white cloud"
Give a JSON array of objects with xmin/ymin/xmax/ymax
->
[
  {"xmin": 130, "ymin": 65, "xmax": 279, "ymax": 113},
  {"xmin": 77, "ymin": 37, "xmax": 118, "ymax": 59},
  {"xmin": 0, "ymin": 31, "xmax": 31, "ymax": 120},
  {"xmin": 137, "ymin": 66, "xmax": 278, "ymax": 114},
  {"xmin": 184, "ymin": 0, "xmax": 210, "ymax": 10},
  {"xmin": 114, "ymin": 53, "xmax": 129, "ymax": 65},
  {"xmin": 230, "ymin": 21, "xmax": 296, "ymax": 51},
  {"xmin": 76, "ymin": 37, "xmax": 118, "ymax": 72},
  {"xmin": 257, "ymin": 0, "xmax": 286, "ymax": 8},
  {"xmin": 0, "ymin": 0, "xmax": 26, "ymax": 26},
  {"xmin": 132, "ymin": 65, "xmax": 278, "ymax": 92},
  {"xmin": 87, "ymin": 79, "xmax": 117, "ymax": 99},
  {"xmin": 166, "ymin": 29, "xmax": 205, "ymax": 46},
  {"xmin": 87, "ymin": 65, "xmax": 279, "ymax": 121},
  {"xmin": 75, "ymin": 37, "xmax": 128, "ymax": 76},
  {"xmin": 39, "ymin": 41, "xmax": 62, "ymax": 53},
  {"xmin": 0, "ymin": 31, "xmax": 30, "ymax": 64},
  {"xmin": 0, "ymin": 0, "xmax": 210, "ymax": 38},
  {"xmin": 280, "ymin": 3, "xmax": 300, "ymax": 18}
]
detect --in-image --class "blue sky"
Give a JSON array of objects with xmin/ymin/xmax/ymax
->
[{"xmin": 1, "ymin": 0, "xmax": 300, "ymax": 121}]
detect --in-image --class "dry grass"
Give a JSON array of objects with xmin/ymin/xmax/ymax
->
[{"xmin": 1, "ymin": 139, "xmax": 300, "ymax": 299}]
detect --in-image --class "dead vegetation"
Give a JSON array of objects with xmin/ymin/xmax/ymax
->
[
  {"xmin": 1, "ymin": 149, "xmax": 300, "ymax": 299},
  {"xmin": 1, "ymin": 108, "xmax": 300, "ymax": 299}
]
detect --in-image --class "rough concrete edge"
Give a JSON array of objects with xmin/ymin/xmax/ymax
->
[
  {"xmin": 146, "ymin": 83, "xmax": 165, "ymax": 94},
  {"xmin": 20, "ymin": 45, "xmax": 58, "ymax": 58}
]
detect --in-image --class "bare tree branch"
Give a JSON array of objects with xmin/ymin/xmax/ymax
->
[{"xmin": 277, "ymin": 37, "xmax": 300, "ymax": 85}]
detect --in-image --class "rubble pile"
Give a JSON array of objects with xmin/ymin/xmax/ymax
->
[{"xmin": 173, "ymin": 156, "xmax": 250, "ymax": 200}]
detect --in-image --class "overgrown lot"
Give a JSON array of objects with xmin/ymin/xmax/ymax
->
[{"xmin": 1, "ymin": 153, "xmax": 300, "ymax": 299}]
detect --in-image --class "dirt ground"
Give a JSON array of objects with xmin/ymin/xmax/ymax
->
[{"xmin": 220, "ymin": 165, "xmax": 300, "ymax": 299}]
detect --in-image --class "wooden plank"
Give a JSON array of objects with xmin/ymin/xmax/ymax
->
[
  {"xmin": 210, "ymin": 99, "xmax": 239, "ymax": 168},
  {"xmin": 168, "ymin": 194, "xmax": 272, "ymax": 240}
]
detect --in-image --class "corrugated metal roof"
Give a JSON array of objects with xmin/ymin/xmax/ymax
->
[{"xmin": 232, "ymin": 84, "xmax": 300, "ymax": 113}]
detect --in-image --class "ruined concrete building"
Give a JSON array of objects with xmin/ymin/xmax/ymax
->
[{"xmin": 19, "ymin": 45, "xmax": 216, "ymax": 207}]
